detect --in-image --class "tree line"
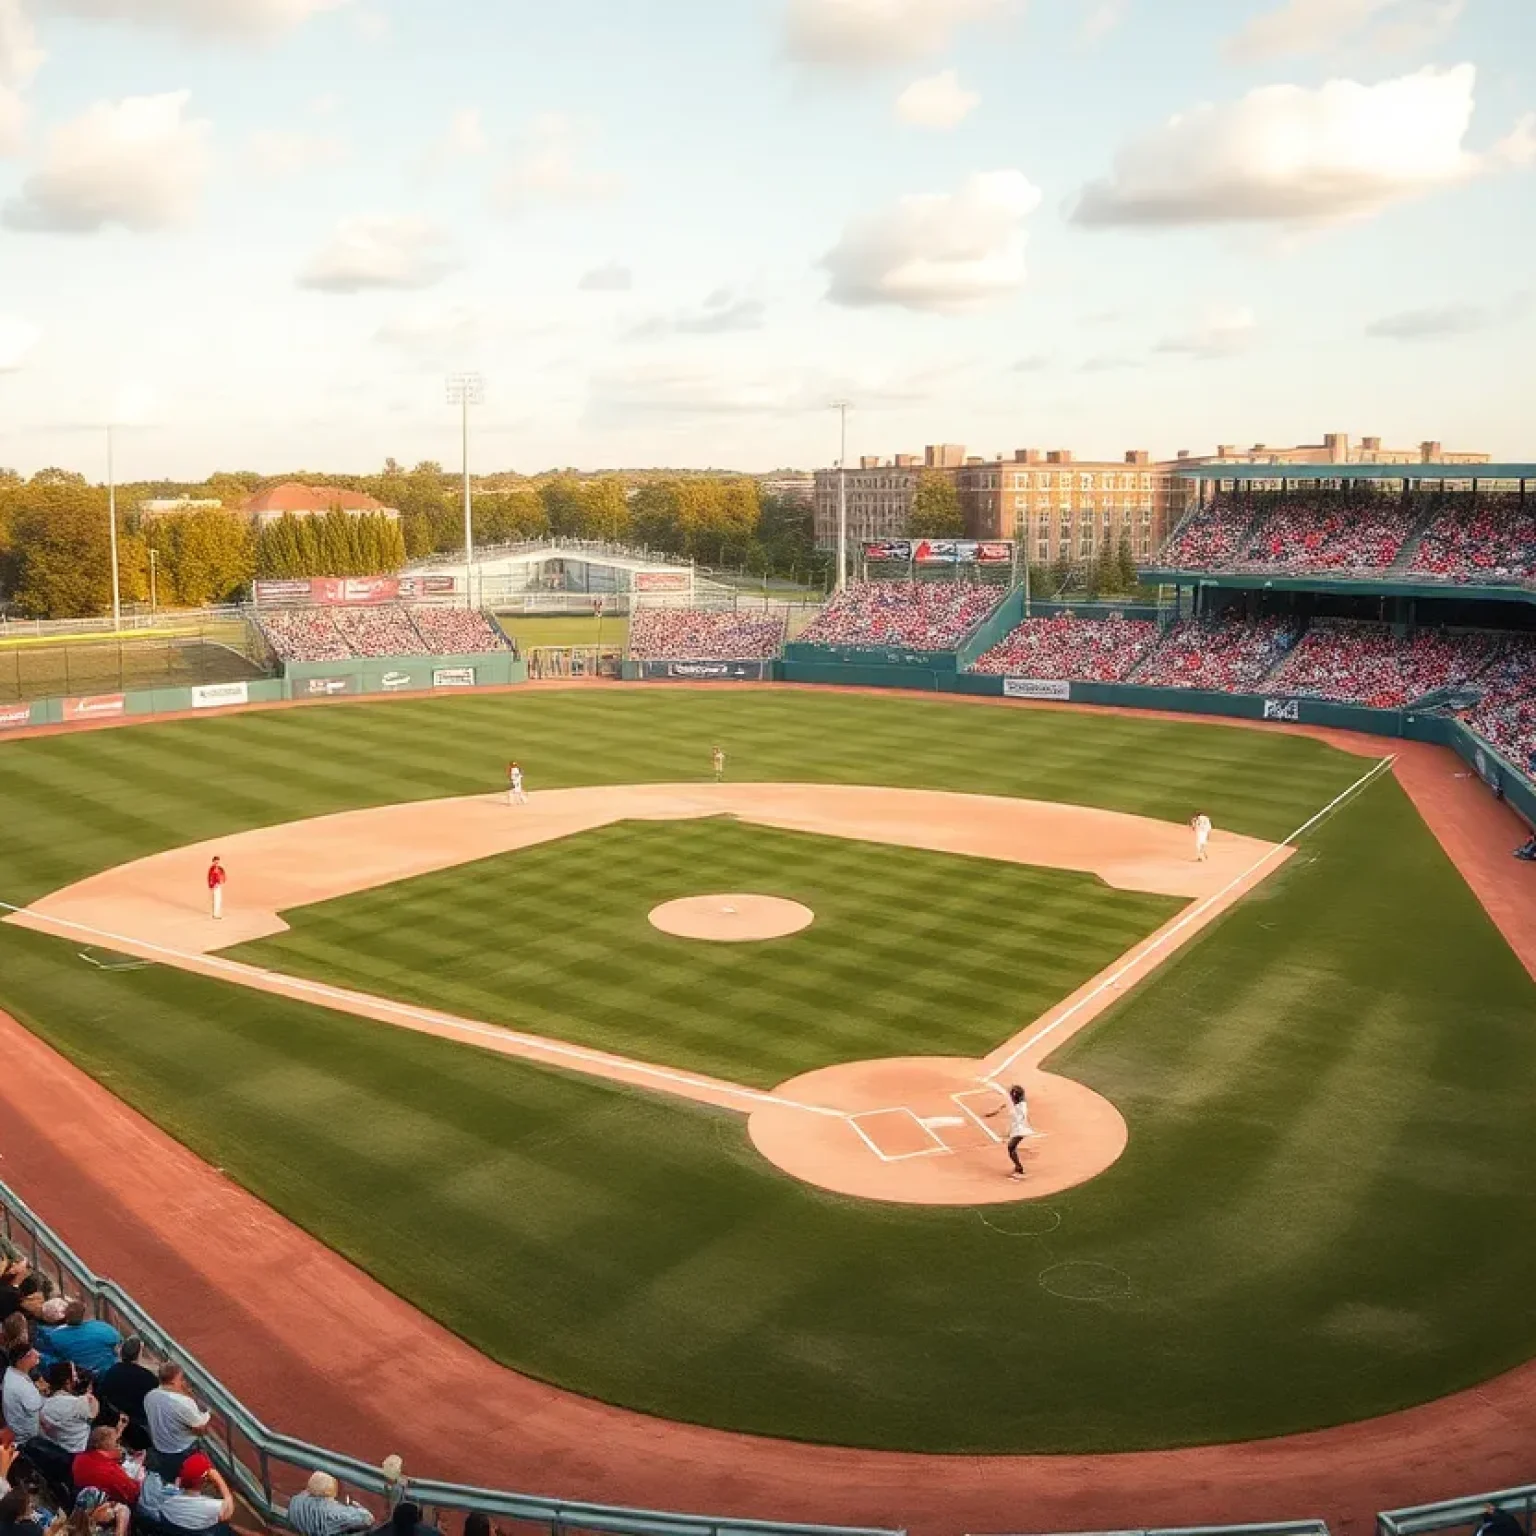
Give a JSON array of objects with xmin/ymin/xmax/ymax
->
[{"xmin": 0, "ymin": 462, "xmax": 826, "ymax": 619}]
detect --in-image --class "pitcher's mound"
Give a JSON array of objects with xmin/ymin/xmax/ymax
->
[{"xmin": 648, "ymin": 894, "xmax": 814, "ymax": 942}]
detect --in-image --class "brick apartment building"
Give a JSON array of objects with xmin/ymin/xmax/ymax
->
[{"xmin": 814, "ymin": 431, "xmax": 1488, "ymax": 564}]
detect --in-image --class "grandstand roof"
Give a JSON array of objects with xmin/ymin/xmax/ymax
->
[{"xmin": 1175, "ymin": 463, "xmax": 1536, "ymax": 483}]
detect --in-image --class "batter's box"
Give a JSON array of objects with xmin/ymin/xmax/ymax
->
[{"xmin": 846, "ymin": 1107, "xmax": 947, "ymax": 1163}]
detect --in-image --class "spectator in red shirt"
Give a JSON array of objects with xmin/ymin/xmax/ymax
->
[{"xmin": 72, "ymin": 1426, "xmax": 143, "ymax": 1508}]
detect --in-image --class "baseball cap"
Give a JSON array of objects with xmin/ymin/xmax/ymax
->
[{"xmin": 178, "ymin": 1453, "xmax": 214, "ymax": 1488}]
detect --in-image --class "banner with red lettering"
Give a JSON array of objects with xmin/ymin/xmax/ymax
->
[
  {"xmin": 0, "ymin": 704, "xmax": 32, "ymax": 730},
  {"xmin": 62, "ymin": 694, "xmax": 125, "ymax": 722}
]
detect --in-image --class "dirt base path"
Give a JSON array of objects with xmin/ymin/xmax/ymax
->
[{"xmin": 0, "ymin": 689, "xmax": 1534, "ymax": 1536}]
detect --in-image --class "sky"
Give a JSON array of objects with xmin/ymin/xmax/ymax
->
[{"xmin": 0, "ymin": 0, "xmax": 1531, "ymax": 480}]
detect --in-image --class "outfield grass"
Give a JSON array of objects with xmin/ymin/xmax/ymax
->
[
  {"xmin": 232, "ymin": 818, "xmax": 1185, "ymax": 1087},
  {"xmin": 495, "ymin": 614, "xmax": 629, "ymax": 651},
  {"xmin": 1, "ymin": 691, "xmax": 1534, "ymax": 1452}
]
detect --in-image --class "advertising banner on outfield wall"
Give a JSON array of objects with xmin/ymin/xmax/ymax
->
[
  {"xmin": 380, "ymin": 671, "xmax": 414, "ymax": 692},
  {"xmin": 1003, "ymin": 678, "xmax": 1071, "ymax": 701},
  {"xmin": 642, "ymin": 660, "xmax": 770, "ymax": 681},
  {"xmin": 191, "ymin": 682, "xmax": 249, "ymax": 710},
  {"xmin": 62, "ymin": 694, "xmax": 125, "ymax": 722},
  {"xmin": 303, "ymin": 677, "xmax": 355, "ymax": 697},
  {"xmin": 0, "ymin": 704, "xmax": 32, "ymax": 729},
  {"xmin": 432, "ymin": 667, "xmax": 476, "ymax": 688},
  {"xmin": 865, "ymin": 540, "xmax": 1014, "ymax": 565},
  {"xmin": 1263, "ymin": 699, "xmax": 1301, "ymax": 722}
]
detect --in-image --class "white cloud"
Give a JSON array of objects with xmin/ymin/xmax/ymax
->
[
  {"xmin": 783, "ymin": 0, "xmax": 1007, "ymax": 67},
  {"xmin": 45, "ymin": 0, "xmax": 349, "ymax": 38},
  {"xmin": 375, "ymin": 301, "xmax": 489, "ymax": 359},
  {"xmin": 895, "ymin": 69, "xmax": 979, "ymax": 130},
  {"xmin": 1226, "ymin": 0, "xmax": 1464, "ymax": 63},
  {"xmin": 1073, "ymin": 66, "xmax": 1526, "ymax": 229},
  {"xmin": 352, "ymin": 5, "xmax": 387, "ymax": 39},
  {"xmin": 0, "ymin": 0, "xmax": 45, "ymax": 155},
  {"xmin": 1156, "ymin": 303, "xmax": 1259, "ymax": 358},
  {"xmin": 299, "ymin": 216, "xmax": 457, "ymax": 293},
  {"xmin": 3, "ymin": 91, "xmax": 212, "ymax": 233},
  {"xmin": 577, "ymin": 261, "xmax": 632, "ymax": 292},
  {"xmin": 0, "ymin": 313, "xmax": 40, "ymax": 370},
  {"xmin": 247, "ymin": 127, "xmax": 344, "ymax": 176},
  {"xmin": 1080, "ymin": 0, "xmax": 1127, "ymax": 45},
  {"xmin": 441, "ymin": 108, "xmax": 485, "ymax": 157},
  {"xmin": 823, "ymin": 169, "xmax": 1040, "ymax": 313},
  {"xmin": 629, "ymin": 291, "xmax": 766, "ymax": 339},
  {"xmin": 493, "ymin": 112, "xmax": 619, "ymax": 211}
]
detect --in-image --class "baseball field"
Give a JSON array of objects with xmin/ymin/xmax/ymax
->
[{"xmin": 1, "ymin": 686, "xmax": 1534, "ymax": 1459}]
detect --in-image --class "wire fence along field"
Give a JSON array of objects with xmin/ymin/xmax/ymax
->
[{"xmin": 0, "ymin": 625, "xmax": 277, "ymax": 703}]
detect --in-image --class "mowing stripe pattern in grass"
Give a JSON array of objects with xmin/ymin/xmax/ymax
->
[
  {"xmin": 231, "ymin": 817, "xmax": 1185, "ymax": 1088},
  {"xmin": 0, "ymin": 693, "xmax": 1532, "ymax": 1454}
]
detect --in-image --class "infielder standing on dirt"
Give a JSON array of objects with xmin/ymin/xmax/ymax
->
[
  {"xmin": 207, "ymin": 855, "xmax": 227, "ymax": 920},
  {"xmin": 507, "ymin": 761, "xmax": 527, "ymax": 806},
  {"xmin": 986, "ymin": 1083, "xmax": 1032, "ymax": 1180},
  {"xmin": 1191, "ymin": 811, "xmax": 1212, "ymax": 862},
  {"xmin": 711, "ymin": 745, "xmax": 725, "ymax": 783}
]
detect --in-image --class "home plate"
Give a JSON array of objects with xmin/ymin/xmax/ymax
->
[{"xmin": 920, "ymin": 1116, "xmax": 966, "ymax": 1129}]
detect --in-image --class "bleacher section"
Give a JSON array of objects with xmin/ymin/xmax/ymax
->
[
  {"xmin": 259, "ymin": 605, "xmax": 510, "ymax": 663},
  {"xmin": 970, "ymin": 613, "xmax": 1160, "ymax": 682},
  {"xmin": 1156, "ymin": 488, "xmax": 1536, "ymax": 587},
  {"xmin": 796, "ymin": 581, "xmax": 1005, "ymax": 652},
  {"xmin": 628, "ymin": 608, "xmax": 786, "ymax": 661},
  {"xmin": 1130, "ymin": 615, "xmax": 1300, "ymax": 692}
]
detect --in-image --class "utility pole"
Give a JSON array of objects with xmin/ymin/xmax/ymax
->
[
  {"xmin": 446, "ymin": 373, "xmax": 484, "ymax": 608},
  {"xmin": 107, "ymin": 425, "xmax": 122, "ymax": 630},
  {"xmin": 830, "ymin": 400, "xmax": 851, "ymax": 591}
]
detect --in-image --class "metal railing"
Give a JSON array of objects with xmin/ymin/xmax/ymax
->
[
  {"xmin": 0, "ymin": 1173, "xmax": 902, "ymax": 1536},
  {"xmin": 971, "ymin": 1526, "xmax": 1330, "ymax": 1536},
  {"xmin": 1379, "ymin": 1487, "xmax": 1536, "ymax": 1536}
]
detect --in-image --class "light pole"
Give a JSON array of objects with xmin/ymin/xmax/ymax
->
[
  {"xmin": 446, "ymin": 372, "xmax": 484, "ymax": 609},
  {"xmin": 148, "ymin": 547, "xmax": 159, "ymax": 615},
  {"xmin": 830, "ymin": 400, "xmax": 851, "ymax": 592},
  {"xmin": 106, "ymin": 425, "xmax": 122, "ymax": 630}
]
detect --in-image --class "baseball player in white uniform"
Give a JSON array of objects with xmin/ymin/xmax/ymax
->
[
  {"xmin": 986, "ymin": 1083, "xmax": 1033, "ymax": 1180},
  {"xmin": 1191, "ymin": 812, "xmax": 1212, "ymax": 862},
  {"xmin": 507, "ymin": 761, "xmax": 527, "ymax": 806}
]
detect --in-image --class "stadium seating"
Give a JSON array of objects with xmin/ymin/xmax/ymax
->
[
  {"xmin": 1410, "ymin": 493, "xmax": 1536, "ymax": 586},
  {"xmin": 1238, "ymin": 489, "xmax": 1416, "ymax": 575},
  {"xmin": 1462, "ymin": 636, "xmax": 1536, "ymax": 773},
  {"xmin": 1131, "ymin": 615, "xmax": 1299, "ymax": 691},
  {"xmin": 258, "ymin": 610, "xmax": 351, "ymax": 663},
  {"xmin": 628, "ymin": 608, "xmax": 786, "ymax": 661},
  {"xmin": 1266, "ymin": 621, "xmax": 1505, "ymax": 709},
  {"xmin": 797, "ymin": 581, "xmax": 1004, "ymax": 651},
  {"xmin": 970, "ymin": 613, "xmax": 1161, "ymax": 681},
  {"xmin": 331, "ymin": 607, "xmax": 431, "ymax": 658},
  {"xmin": 259, "ymin": 606, "xmax": 509, "ymax": 663},
  {"xmin": 1159, "ymin": 499, "xmax": 1255, "ymax": 569},
  {"xmin": 409, "ymin": 608, "xmax": 509, "ymax": 654}
]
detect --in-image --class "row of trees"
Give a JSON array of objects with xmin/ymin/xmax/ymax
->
[{"xmin": 0, "ymin": 461, "xmax": 827, "ymax": 619}]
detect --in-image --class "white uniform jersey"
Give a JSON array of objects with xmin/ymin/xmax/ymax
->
[
  {"xmin": 1193, "ymin": 815, "xmax": 1212, "ymax": 840},
  {"xmin": 1007, "ymin": 1099, "xmax": 1030, "ymax": 1138}
]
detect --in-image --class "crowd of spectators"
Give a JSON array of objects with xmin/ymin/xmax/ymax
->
[
  {"xmin": 1266, "ymin": 622, "xmax": 1506, "ymax": 709},
  {"xmin": 627, "ymin": 609, "xmax": 786, "ymax": 661},
  {"xmin": 1160, "ymin": 489, "xmax": 1536, "ymax": 587},
  {"xmin": 329, "ymin": 609, "xmax": 431, "ymax": 658},
  {"xmin": 1461, "ymin": 636, "xmax": 1536, "ymax": 775},
  {"xmin": 0, "ymin": 1253, "xmax": 492, "ymax": 1536},
  {"xmin": 407, "ymin": 609, "xmax": 507, "ymax": 655},
  {"xmin": 1158, "ymin": 500, "xmax": 1256, "ymax": 569},
  {"xmin": 1132, "ymin": 615, "xmax": 1301, "ymax": 692},
  {"xmin": 1238, "ymin": 490, "xmax": 1417, "ymax": 576},
  {"xmin": 796, "ymin": 581, "xmax": 1004, "ymax": 651},
  {"xmin": 970, "ymin": 613, "xmax": 1161, "ymax": 681},
  {"xmin": 1410, "ymin": 494, "xmax": 1536, "ymax": 586},
  {"xmin": 259, "ymin": 607, "xmax": 510, "ymax": 664}
]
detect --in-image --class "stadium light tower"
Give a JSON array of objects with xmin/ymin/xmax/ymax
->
[
  {"xmin": 106, "ymin": 424, "xmax": 122, "ymax": 631},
  {"xmin": 830, "ymin": 400, "xmax": 851, "ymax": 592},
  {"xmin": 446, "ymin": 373, "xmax": 484, "ymax": 608}
]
